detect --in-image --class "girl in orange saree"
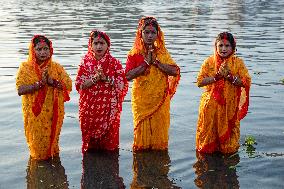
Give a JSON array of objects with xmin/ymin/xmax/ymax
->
[
  {"xmin": 125, "ymin": 17, "xmax": 180, "ymax": 151},
  {"xmin": 16, "ymin": 35, "xmax": 72, "ymax": 160},
  {"xmin": 76, "ymin": 30, "xmax": 128, "ymax": 152},
  {"xmin": 196, "ymin": 32, "xmax": 251, "ymax": 154}
]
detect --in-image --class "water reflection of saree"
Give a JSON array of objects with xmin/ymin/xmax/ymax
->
[
  {"xmin": 193, "ymin": 152, "xmax": 240, "ymax": 189},
  {"xmin": 26, "ymin": 156, "xmax": 68, "ymax": 189},
  {"xmin": 130, "ymin": 150, "xmax": 181, "ymax": 189},
  {"xmin": 81, "ymin": 150, "xmax": 125, "ymax": 189}
]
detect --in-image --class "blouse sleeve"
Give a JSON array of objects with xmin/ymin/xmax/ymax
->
[
  {"xmin": 125, "ymin": 54, "xmax": 144, "ymax": 74},
  {"xmin": 196, "ymin": 58, "xmax": 210, "ymax": 86}
]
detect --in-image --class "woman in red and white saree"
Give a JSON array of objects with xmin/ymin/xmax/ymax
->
[{"xmin": 76, "ymin": 30, "xmax": 128, "ymax": 152}]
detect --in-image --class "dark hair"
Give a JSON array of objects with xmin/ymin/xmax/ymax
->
[
  {"xmin": 33, "ymin": 35, "xmax": 51, "ymax": 47},
  {"xmin": 91, "ymin": 30, "xmax": 110, "ymax": 46},
  {"xmin": 141, "ymin": 17, "xmax": 159, "ymax": 31},
  {"xmin": 215, "ymin": 32, "xmax": 236, "ymax": 50}
]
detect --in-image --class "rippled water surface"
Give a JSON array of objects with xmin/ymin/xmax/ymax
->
[{"xmin": 0, "ymin": 0, "xmax": 284, "ymax": 188}]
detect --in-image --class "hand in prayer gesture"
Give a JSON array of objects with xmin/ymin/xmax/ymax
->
[{"xmin": 218, "ymin": 62, "xmax": 230, "ymax": 78}]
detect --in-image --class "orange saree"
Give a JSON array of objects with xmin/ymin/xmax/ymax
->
[
  {"xmin": 16, "ymin": 36, "xmax": 72, "ymax": 160},
  {"xmin": 126, "ymin": 19, "xmax": 180, "ymax": 150},
  {"xmin": 196, "ymin": 54, "xmax": 251, "ymax": 153}
]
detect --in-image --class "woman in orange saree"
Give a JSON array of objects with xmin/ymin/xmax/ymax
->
[
  {"xmin": 196, "ymin": 32, "xmax": 251, "ymax": 154},
  {"xmin": 16, "ymin": 35, "xmax": 72, "ymax": 160},
  {"xmin": 125, "ymin": 17, "xmax": 180, "ymax": 151},
  {"xmin": 76, "ymin": 30, "xmax": 128, "ymax": 152}
]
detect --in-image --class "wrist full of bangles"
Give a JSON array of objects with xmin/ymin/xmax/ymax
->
[
  {"xmin": 213, "ymin": 72, "xmax": 223, "ymax": 81},
  {"xmin": 144, "ymin": 59, "xmax": 160, "ymax": 67},
  {"xmin": 226, "ymin": 73, "xmax": 238, "ymax": 84},
  {"xmin": 35, "ymin": 80, "xmax": 45, "ymax": 89},
  {"xmin": 51, "ymin": 79, "xmax": 62, "ymax": 88},
  {"xmin": 92, "ymin": 76, "xmax": 114, "ymax": 85}
]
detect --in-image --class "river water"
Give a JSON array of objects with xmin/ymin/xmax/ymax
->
[{"xmin": 0, "ymin": 0, "xmax": 283, "ymax": 188}]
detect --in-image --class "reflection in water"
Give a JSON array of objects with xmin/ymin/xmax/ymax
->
[
  {"xmin": 130, "ymin": 150, "xmax": 181, "ymax": 189},
  {"xmin": 26, "ymin": 156, "xmax": 68, "ymax": 189},
  {"xmin": 193, "ymin": 152, "xmax": 240, "ymax": 189},
  {"xmin": 81, "ymin": 150, "xmax": 125, "ymax": 189}
]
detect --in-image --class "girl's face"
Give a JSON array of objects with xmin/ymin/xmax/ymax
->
[
  {"xmin": 92, "ymin": 37, "xmax": 108, "ymax": 60},
  {"xmin": 216, "ymin": 40, "xmax": 233, "ymax": 58},
  {"xmin": 142, "ymin": 25, "xmax": 158, "ymax": 46},
  {"xmin": 34, "ymin": 42, "xmax": 51, "ymax": 64}
]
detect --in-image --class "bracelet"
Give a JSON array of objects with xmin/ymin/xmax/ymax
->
[
  {"xmin": 232, "ymin": 76, "xmax": 238, "ymax": 84},
  {"xmin": 153, "ymin": 59, "xmax": 159, "ymax": 66},
  {"xmin": 144, "ymin": 60, "xmax": 150, "ymax": 66},
  {"xmin": 106, "ymin": 76, "xmax": 114, "ymax": 85},
  {"xmin": 91, "ymin": 77, "xmax": 97, "ymax": 84},
  {"xmin": 226, "ymin": 73, "xmax": 234, "ymax": 82},
  {"xmin": 214, "ymin": 72, "xmax": 222, "ymax": 81},
  {"xmin": 35, "ymin": 80, "xmax": 45, "ymax": 89},
  {"xmin": 52, "ymin": 79, "xmax": 62, "ymax": 88}
]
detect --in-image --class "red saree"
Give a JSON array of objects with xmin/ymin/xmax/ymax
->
[{"xmin": 76, "ymin": 32, "xmax": 128, "ymax": 152}]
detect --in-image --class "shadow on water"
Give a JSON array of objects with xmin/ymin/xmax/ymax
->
[
  {"xmin": 130, "ymin": 150, "xmax": 181, "ymax": 189},
  {"xmin": 193, "ymin": 152, "xmax": 240, "ymax": 189},
  {"xmin": 26, "ymin": 156, "xmax": 69, "ymax": 189},
  {"xmin": 81, "ymin": 150, "xmax": 125, "ymax": 189}
]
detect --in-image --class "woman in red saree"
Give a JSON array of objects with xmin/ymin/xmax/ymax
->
[
  {"xmin": 196, "ymin": 32, "xmax": 251, "ymax": 154},
  {"xmin": 125, "ymin": 17, "xmax": 180, "ymax": 151},
  {"xmin": 76, "ymin": 30, "xmax": 128, "ymax": 152},
  {"xmin": 16, "ymin": 35, "xmax": 72, "ymax": 160}
]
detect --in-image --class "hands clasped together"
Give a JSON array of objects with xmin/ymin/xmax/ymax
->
[
  {"xmin": 214, "ymin": 62, "xmax": 240, "ymax": 85},
  {"xmin": 39, "ymin": 67, "xmax": 63, "ymax": 90},
  {"xmin": 17, "ymin": 67, "xmax": 63, "ymax": 96},
  {"xmin": 81, "ymin": 65, "xmax": 113, "ymax": 90},
  {"xmin": 141, "ymin": 45, "xmax": 160, "ymax": 75}
]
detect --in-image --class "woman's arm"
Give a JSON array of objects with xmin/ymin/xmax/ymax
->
[
  {"xmin": 197, "ymin": 76, "xmax": 217, "ymax": 87},
  {"xmin": 154, "ymin": 60, "xmax": 179, "ymax": 76},
  {"xmin": 126, "ymin": 63, "xmax": 148, "ymax": 81},
  {"xmin": 80, "ymin": 74, "xmax": 100, "ymax": 90},
  {"xmin": 18, "ymin": 80, "xmax": 46, "ymax": 96},
  {"xmin": 18, "ymin": 69, "xmax": 48, "ymax": 96}
]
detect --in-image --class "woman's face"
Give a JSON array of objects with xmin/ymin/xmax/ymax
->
[
  {"xmin": 34, "ymin": 42, "xmax": 51, "ymax": 63},
  {"xmin": 216, "ymin": 40, "xmax": 233, "ymax": 58},
  {"xmin": 92, "ymin": 37, "xmax": 108, "ymax": 60},
  {"xmin": 142, "ymin": 25, "xmax": 158, "ymax": 46}
]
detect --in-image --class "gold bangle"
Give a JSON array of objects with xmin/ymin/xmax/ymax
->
[
  {"xmin": 34, "ymin": 82, "xmax": 39, "ymax": 90},
  {"xmin": 144, "ymin": 60, "xmax": 150, "ymax": 66},
  {"xmin": 91, "ymin": 77, "xmax": 97, "ymax": 84},
  {"xmin": 232, "ymin": 76, "xmax": 238, "ymax": 84}
]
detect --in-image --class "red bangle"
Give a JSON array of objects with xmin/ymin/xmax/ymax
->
[
  {"xmin": 52, "ymin": 79, "xmax": 62, "ymax": 88},
  {"xmin": 226, "ymin": 73, "xmax": 234, "ymax": 82},
  {"xmin": 153, "ymin": 59, "xmax": 160, "ymax": 66},
  {"xmin": 144, "ymin": 60, "xmax": 150, "ymax": 66},
  {"xmin": 37, "ymin": 80, "xmax": 44, "ymax": 89},
  {"xmin": 214, "ymin": 72, "xmax": 222, "ymax": 81}
]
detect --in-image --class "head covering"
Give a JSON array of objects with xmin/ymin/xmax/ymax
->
[
  {"xmin": 129, "ymin": 16, "xmax": 166, "ymax": 56},
  {"xmin": 29, "ymin": 35, "xmax": 53, "ymax": 68},
  {"xmin": 87, "ymin": 30, "xmax": 111, "ymax": 56},
  {"xmin": 215, "ymin": 32, "xmax": 236, "ymax": 51}
]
